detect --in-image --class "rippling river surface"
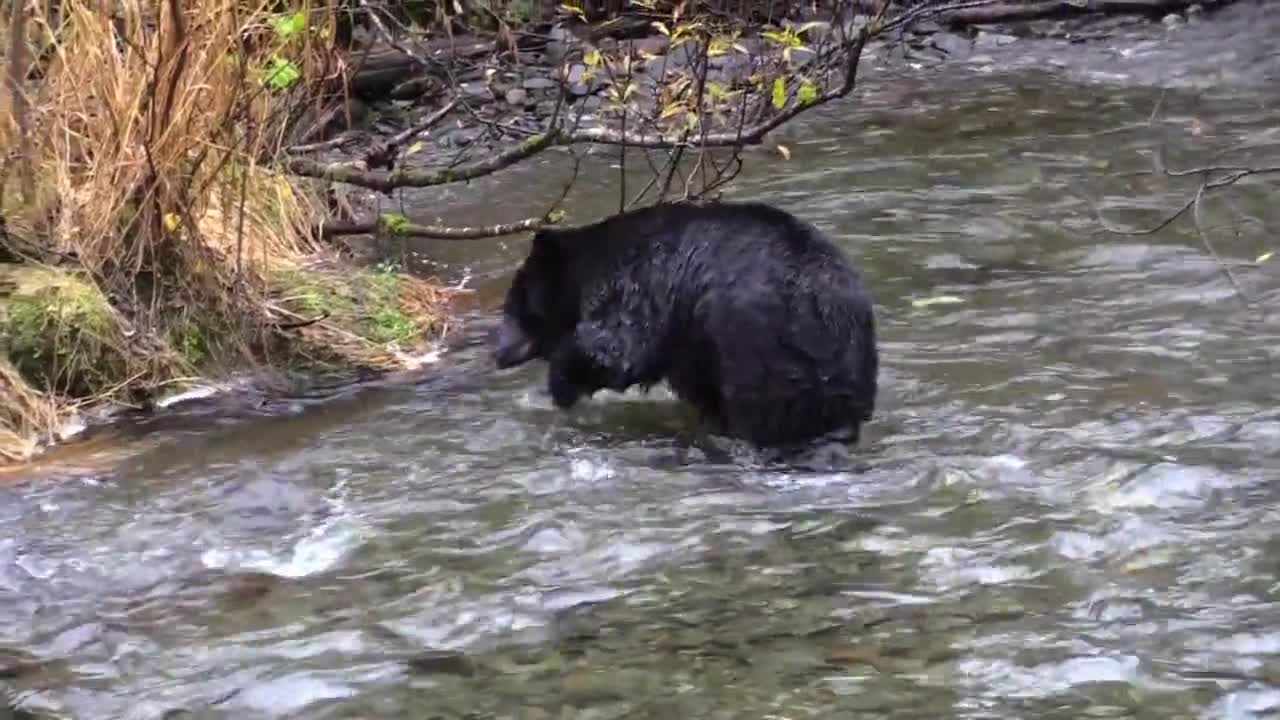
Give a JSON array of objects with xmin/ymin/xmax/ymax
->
[{"xmin": 4, "ymin": 6, "xmax": 1280, "ymax": 719}]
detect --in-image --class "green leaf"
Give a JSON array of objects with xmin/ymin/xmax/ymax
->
[
  {"xmin": 547, "ymin": 209, "xmax": 567, "ymax": 224},
  {"xmin": 797, "ymin": 79, "xmax": 818, "ymax": 106},
  {"xmin": 260, "ymin": 54, "xmax": 301, "ymax": 90},
  {"xmin": 761, "ymin": 28, "xmax": 800, "ymax": 47},
  {"xmin": 771, "ymin": 77, "xmax": 786, "ymax": 110},
  {"xmin": 1257, "ymin": 251, "xmax": 1275, "ymax": 263},
  {"xmin": 378, "ymin": 213, "xmax": 410, "ymax": 236},
  {"xmin": 271, "ymin": 11, "xmax": 307, "ymax": 40}
]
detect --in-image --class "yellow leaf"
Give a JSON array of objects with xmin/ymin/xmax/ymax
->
[
  {"xmin": 584, "ymin": 48, "xmax": 602, "ymax": 68},
  {"xmin": 1257, "ymin": 251, "xmax": 1275, "ymax": 263},
  {"xmin": 559, "ymin": 3, "xmax": 585, "ymax": 19},
  {"xmin": 771, "ymin": 76, "xmax": 786, "ymax": 110},
  {"xmin": 911, "ymin": 295, "xmax": 965, "ymax": 308},
  {"xmin": 406, "ymin": 141, "xmax": 424, "ymax": 155},
  {"xmin": 163, "ymin": 212, "xmax": 181, "ymax": 233},
  {"xmin": 797, "ymin": 79, "xmax": 818, "ymax": 106},
  {"xmin": 776, "ymin": 144, "xmax": 791, "ymax": 160},
  {"xmin": 659, "ymin": 101, "xmax": 685, "ymax": 120}
]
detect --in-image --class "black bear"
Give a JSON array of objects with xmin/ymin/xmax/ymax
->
[{"xmin": 493, "ymin": 200, "xmax": 879, "ymax": 450}]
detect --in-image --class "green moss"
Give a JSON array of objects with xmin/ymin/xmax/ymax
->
[
  {"xmin": 362, "ymin": 263, "xmax": 420, "ymax": 345},
  {"xmin": 268, "ymin": 262, "xmax": 424, "ymax": 368},
  {"xmin": 272, "ymin": 267, "xmax": 357, "ymax": 318},
  {"xmin": 168, "ymin": 316, "xmax": 210, "ymax": 369},
  {"xmin": 0, "ymin": 266, "xmax": 127, "ymax": 398},
  {"xmin": 368, "ymin": 305, "xmax": 417, "ymax": 344}
]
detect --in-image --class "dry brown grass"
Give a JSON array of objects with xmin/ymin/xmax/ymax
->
[
  {"xmin": 0, "ymin": 359, "xmax": 61, "ymax": 464},
  {"xmin": 0, "ymin": 0, "xmax": 455, "ymax": 468},
  {"xmin": 12, "ymin": 0, "xmax": 333, "ymax": 281}
]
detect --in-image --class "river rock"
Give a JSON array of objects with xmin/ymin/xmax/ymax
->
[
  {"xmin": 974, "ymin": 30, "xmax": 1018, "ymax": 49},
  {"xmin": 911, "ymin": 20, "xmax": 944, "ymax": 35},
  {"xmin": 459, "ymin": 81, "xmax": 493, "ymax": 102},
  {"xmin": 444, "ymin": 128, "xmax": 480, "ymax": 147},
  {"xmin": 505, "ymin": 87, "xmax": 528, "ymax": 106},
  {"xmin": 622, "ymin": 34, "xmax": 670, "ymax": 57},
  {"xmin": 543, "ymin": 24, "xmax": 576, "ymax": 63},
  {"xmin": 565, "ymin": 63, "xmax": 592, "ymax": 96},
  {"xmin": 931, "ymin": 31, "xmax": 973, "ymax": 58},
  {"xmin": 522, "ymin": 76, "xmax": 558, "ymax": 91},
  {"xmin": 406, "ymin": 650, "xmax": 478, "ymax": 677},
  {"xmin": 389, "ymin": 76, "xmax": 437, "ymax": 101},
  {"xmin": 709, "ymin": 50, "xmax": 753, "ymax": 83}
]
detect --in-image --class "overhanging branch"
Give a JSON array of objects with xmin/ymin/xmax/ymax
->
[
  {"xmin": 318, "ymin": 215, "xmax": 552, "ymax": 239},
  {"xmin": 284, "ymin": 12, "xmax": 882, "ymax": 195}
]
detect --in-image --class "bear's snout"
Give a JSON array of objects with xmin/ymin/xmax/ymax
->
[{"xmin": 494, "ymin": 317, "xmax": 538, "ymax": 369}]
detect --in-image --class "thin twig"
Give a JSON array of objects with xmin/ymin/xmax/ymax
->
[
  {"xmin": 286, "ymin": 4, "xmax": 885, "ymax": 195},
  {"xmin": 1190, "ymin": 183, "xmax": 1251, "ymax": 309}
]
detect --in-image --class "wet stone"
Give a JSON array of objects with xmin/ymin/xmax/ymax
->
[
  {"xmin": 932, "ymin": 32, "xmax": 973, "ymax": 58},
  {"xmin": 406, "ymin": 650, "xmax": 479, "ymax": 677},
  {"xmin": 566, "ymin": 64, "xmax": 592, "ymax": 96},
  {"xmin": 975, "ymin": 30, "xmax": 1019, "ymax": 49},
  {"xmin": 522, "ymin": 77, "xmax": 558, "ymax": 91}
]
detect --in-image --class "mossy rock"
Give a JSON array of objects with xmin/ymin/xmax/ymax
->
[{"xmin": 0, "ymin": 265, "xmax": 130, "ymax": 398}]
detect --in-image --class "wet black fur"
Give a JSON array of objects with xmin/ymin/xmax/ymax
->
[{"xmin": 493, "ymin": 201, "xmax": 879, "ymax": 449}]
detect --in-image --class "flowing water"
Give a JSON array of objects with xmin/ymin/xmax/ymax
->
[{"xmin": 4, "ymin": 5, "xmax": 1280, "ymax": 718}]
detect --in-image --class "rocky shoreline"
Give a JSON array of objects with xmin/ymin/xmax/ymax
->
[{"xmin": 290, "ymin": 1, "xmax": 1220, "ymax": 182}]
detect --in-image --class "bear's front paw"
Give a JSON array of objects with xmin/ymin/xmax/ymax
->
[{"xmin": 548, "ymin": 374, "xmax": 583, "ymax": 409}]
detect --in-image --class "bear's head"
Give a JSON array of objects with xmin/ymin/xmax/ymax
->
[{"xmin": 494, "ymin": 230, "xmax": 577, "ymax": 369}]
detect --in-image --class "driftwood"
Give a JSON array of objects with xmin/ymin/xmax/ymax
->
[{"xmin": 346, "ymin": 36, "xmax": 494, "ymax": 100}]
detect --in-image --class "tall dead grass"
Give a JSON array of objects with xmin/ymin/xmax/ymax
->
[
  {"xmin": 1, "ymin": 0, "xmax": 450, "ymax": 465},
  {"xmin": 0, "ymin": 360, "xmax": 60, "ymax": 464},
  {"xmin": 17, "ymin": 0, "xmax": 334, "ymax": 287}
]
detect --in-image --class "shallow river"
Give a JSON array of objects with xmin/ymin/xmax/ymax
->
[{"xmin": 4, "ymin": 5, "xmax": 1280, "ymax": 719}]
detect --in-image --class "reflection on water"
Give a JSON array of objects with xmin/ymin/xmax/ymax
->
[{"xmin": 3, "ymin": 5, "xmax": 1280, "ymax": 719}]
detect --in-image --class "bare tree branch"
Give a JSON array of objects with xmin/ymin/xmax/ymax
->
[
  {"xmin": 1189, "ymin": 182, "xmax": 1251, "ymax": 309},
  {"xmin": 285, "ymin": 7, "xmax": 884, "ymax": 195},
  {"xmin": 318, "ymin": 216, "xmax": 553, "ymax": 239},
  {"xmin": 1084, "ymin": 165, "xmax": 1280, "ymax": 237}
]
